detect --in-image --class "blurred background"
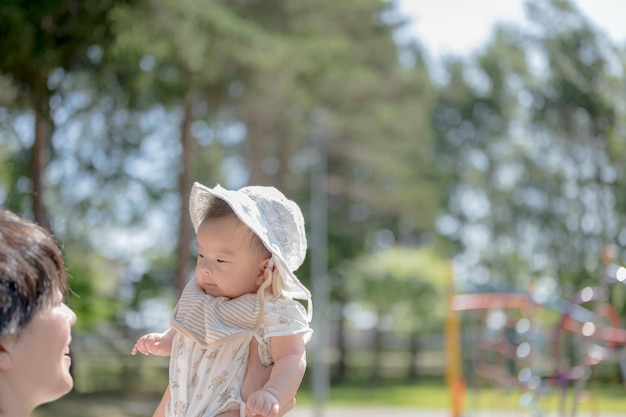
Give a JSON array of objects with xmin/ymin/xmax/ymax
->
[{"xmin": 2, "ymin": 0, "xmax": 626, "ymax": 415}]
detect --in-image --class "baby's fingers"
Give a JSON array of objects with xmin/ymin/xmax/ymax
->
[
  {"xmin": 131, "ymin": 340, "xmax": 146, "ymax": 355},
  {"xmin": 131, "ymin": 335, "xmax": 154, "ymax": 355},
  {"xmin": 246, "ymin": 393, "xmax": 279, "ymax": 417},
  {"xmin": 246, "ymin": 403, "xmax": 278, "ymax": 417}
]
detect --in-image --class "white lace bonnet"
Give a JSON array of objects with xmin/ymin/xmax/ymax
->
[{"xmin": 189, "ymin": 182, "xmax": 312, "ymax": 318}]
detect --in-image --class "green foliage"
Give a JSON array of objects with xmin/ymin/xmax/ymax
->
[
  {"xmin": 64, "ymin": 245, "xmax": 124, "ymax": 331},
  {"xmin": 433, "ymin": 0, "xmax": 626, "ymax": 296},
  {"xmin": 0, "ymin": 132, "xmax": 29, "ymax": 212},
  {"xmin": 0, "ymin": 0, "xmax": 126, "ymax": 111},
  {"xmin": 109, "ymin": 0, "xmax": 273, "ymax": 106},
  {"xmin": 343, "ymin": 246, "xmax": 448, "ymax": 333}
]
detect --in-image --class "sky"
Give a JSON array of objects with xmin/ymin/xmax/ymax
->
[{"xmin": 397, "ymin": 0, "xmax": 626, "ymax": 59}]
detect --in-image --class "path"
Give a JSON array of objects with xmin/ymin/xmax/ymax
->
[{"xmin": 289, "ymin": 407, "xmax": 626, "ymax": 417}]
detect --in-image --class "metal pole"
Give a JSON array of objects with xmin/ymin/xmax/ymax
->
[
  {"xmin": 309, "ymin": 109, "xmax": 329, "ymax": 417},
  {"xmin": 445, "ymin": 263, "xmax": 464, "ymax": 417}
]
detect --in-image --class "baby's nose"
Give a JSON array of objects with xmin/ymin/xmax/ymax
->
[{"xmin": 200, "ymin": 258, "xmax": 213, "ymax": 274}]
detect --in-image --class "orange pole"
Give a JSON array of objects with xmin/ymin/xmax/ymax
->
[{"xmin": 445, "ymin": 263, "xmax": 464, "ymax": 417}]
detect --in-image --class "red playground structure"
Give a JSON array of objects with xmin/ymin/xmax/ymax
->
[{"xmin": 446, "ymin": 246, "xmax": 626, "ymax": 417}]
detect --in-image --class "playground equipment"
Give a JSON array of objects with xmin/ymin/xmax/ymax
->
[{"xmin": 446, "ymin": 246, "xmax": 626, "ymax": 416}]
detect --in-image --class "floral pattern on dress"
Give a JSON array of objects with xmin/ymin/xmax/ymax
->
[
  {"xmin": 210, "ymin": 370, "xmax": 228, "ymax": 391},
  {"xmin": 166, "ymin": 282, "xmax": 311, "ymax": 417}
]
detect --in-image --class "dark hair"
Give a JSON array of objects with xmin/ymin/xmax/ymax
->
[
  {"xmin": 202, "ymin": 198, "xmax": 271, "ymax": 260},
  {"xmin": 0, "ymin": 210, "xmax": 68, "ymax": 339}
]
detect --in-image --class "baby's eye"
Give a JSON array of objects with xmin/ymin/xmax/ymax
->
[{"xmin": 216, "ymin": 259, "xmax": 227, "ymax": 263}]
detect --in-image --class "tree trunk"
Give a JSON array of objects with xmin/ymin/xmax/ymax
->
[
  {"xmin": 332, "ymin": 301, "xmax": 347, "ymax": 383},
  {"xmin": 245, "ymin": 105, "xmax": 271, "ymax": 185},
  {"xmin": 408, "ymin": 331, "xmax": 420, "ymax": 382},
  {"xmin": 31, "ymin": 104, "xmax": 52, "ymax": 230},
  {"xmin": 175, "ymin": 97, "xmax": 195, "ymax": 295},
  {"xmin": 243, "ymin": 75, "xmax": 276, "ymax": 186},
  {"xmin": 369, "ymin": 326, "xmax": 383, "ymax": 386}
]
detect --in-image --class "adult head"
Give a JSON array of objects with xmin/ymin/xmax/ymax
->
[{"xmin": 0, "ymin": 209, "xmax": 76, "ymax": 417}]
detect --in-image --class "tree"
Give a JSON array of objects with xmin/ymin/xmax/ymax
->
[
  {"xmin": 522, "ymin": 0, "xmax": 626, "ymax": 290},
  {"xmin": 433, "ymin": 0, "xmax": 626, "ymax": 297},
  {"xmin": 342, "ymin": 246, "xmax": 448, "ymax": 383},
  {"xmin": 110, "ymin": 0, "xmax": 278, "ymax": 293},
  {"xmin": 0, "ymin": 0, "xmax": 128, "ymax": 228}
]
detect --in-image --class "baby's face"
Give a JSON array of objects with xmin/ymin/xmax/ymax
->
[{"xmin": 195, "ymin": 216, "xmax": 266, "ymax": 298}]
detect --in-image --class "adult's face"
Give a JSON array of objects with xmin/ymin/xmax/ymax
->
[{"xmin": 1, "ymin": 290, "xmax": 76, "ymax": 408}]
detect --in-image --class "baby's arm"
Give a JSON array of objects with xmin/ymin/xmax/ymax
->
[
  {"xmin": 132, "ymin": 327, "xmax": 176, "ymax": 356},
  {"xmin": 245, "ymin": 334, "xmax": 306, "ymax": 417}
]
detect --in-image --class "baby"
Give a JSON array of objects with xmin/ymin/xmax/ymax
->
[{"xmin": 133, "ymin": 183, "xmax": 312, "ymax": 417}]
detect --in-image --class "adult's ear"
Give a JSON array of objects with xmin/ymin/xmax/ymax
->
[{"xmin": 0, "ymin": 341, "xmax": 14, "ymax": 371}]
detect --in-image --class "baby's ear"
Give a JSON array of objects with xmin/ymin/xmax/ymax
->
[
  {"xmin": 257, "ymin": 259, "xmax": 266, "ymax": 276},
  {"xmin": 261, "ymin": 257, "xmax": 273, "ymax": 272},
  {"xmin": 256, "ymin": 258, "xmax": 272, "ymax": 283}
]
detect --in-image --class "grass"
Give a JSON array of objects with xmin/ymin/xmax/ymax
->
[
  {"xmin": 34, "ymin": 391, "xmax": 161, "ymax": 417},
  {"xmin": 297, "ymin": 377, "xmax": 626, "ymax": 413},
  {"xmin": 298, "ymin": 379, "xmax": 451, "ymax": 408},
  {"xmin": 33, "ymin": 378, "xmax": 626, "ymax": 417}
]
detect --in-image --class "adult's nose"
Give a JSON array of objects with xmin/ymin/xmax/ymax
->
[{"xmin": 62, "ymin": 303, "xmax": 77, "ymax": 326}]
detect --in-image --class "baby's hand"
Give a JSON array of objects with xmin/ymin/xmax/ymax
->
[
  {"xmin": 131, "ymin": 331, "xmax": 172, "ymax": 356},
  {"xmin": 245, "ymin": 389, "xmax": 280, "ymax": 417}
]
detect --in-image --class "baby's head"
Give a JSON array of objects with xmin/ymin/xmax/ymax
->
[
  {"xmin": 189, "ymin": 183, "xmax": 310, "ymax": 303},
  {"xmin": 194, "ymin": 198, "xmax": 271, "ymax": 298},
  {"xmin": 201, "ymin": 197, "xmax": 271, "ymax": 261}
]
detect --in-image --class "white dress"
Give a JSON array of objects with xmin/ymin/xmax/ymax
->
[{"xmin": 167, "ymin": 280, "xmax": 312, "ymax": 417}]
